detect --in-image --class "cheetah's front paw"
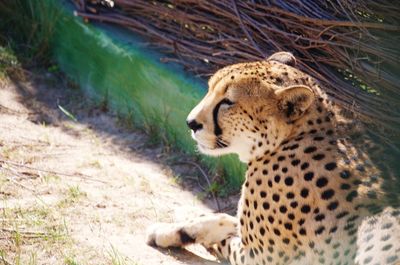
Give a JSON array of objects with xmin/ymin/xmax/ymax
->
[{"xmin": 146, "ymin": 223, "xmax": 194, "ymax": 248}]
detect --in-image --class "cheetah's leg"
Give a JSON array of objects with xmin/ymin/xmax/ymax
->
[
  {"xmin": 355, "ymin": 207, "xmax": 400, "ymax": 265},
  {"xmin": 146, "ymin": 213, "xmax": 238, "ymax": 249},
  {"xmin": 147, "ymin": 213, "xmax": 252, "ymax": 264},
  {"xmin": 212, "ymin": 236, "xmax": 250, "ymax": 265}
]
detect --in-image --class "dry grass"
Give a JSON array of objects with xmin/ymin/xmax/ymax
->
[{"xmin": 0, "ymin": 53, "xmax": 235, "ymax": 264}]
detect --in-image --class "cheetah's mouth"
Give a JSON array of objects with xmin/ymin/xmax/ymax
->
[
  {"xmin": 196, "ymin": 138, "xmax": 230, "ymax": 155},
  {"xmin": 191, "ymin": 131, "xmax": 230, "ymax": 155}
]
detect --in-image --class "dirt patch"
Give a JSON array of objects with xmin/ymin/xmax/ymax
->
[{"xmin": 0, "ymin": 72, "xmax": 238, "ymax": 265}]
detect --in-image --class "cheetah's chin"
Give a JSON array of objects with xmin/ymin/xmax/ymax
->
[{"xmin": 197, "ymin": 142, "xmax": 229, "ymax": 157}]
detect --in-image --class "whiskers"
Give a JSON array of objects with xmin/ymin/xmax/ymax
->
[
  {"xmin": 216, "ymin": 137, "xmax": 229, "ymax": 148},
  {"xmin": 192, "ymin": 133, "xmax": 229, "ymax": 151}
]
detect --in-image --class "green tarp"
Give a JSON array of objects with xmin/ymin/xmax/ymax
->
[{"xmin": 51, "ymin": 1, "xmax": 245, "ymax": 189}]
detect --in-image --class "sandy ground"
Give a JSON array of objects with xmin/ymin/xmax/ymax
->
[{"xmin": 0, "ymin": 72, "xmax": 238, "ymax": 265}]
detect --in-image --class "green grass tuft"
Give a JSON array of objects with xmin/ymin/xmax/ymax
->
[
  {"xmin": 0, "ymin": 45, "xmax": 21, "ymax": 79},
  {"xmin": 0, "ymin": 0, "xmax": 60, "ymax": 67}
]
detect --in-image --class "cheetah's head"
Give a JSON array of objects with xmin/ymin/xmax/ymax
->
[{"xmin": 187, "ymin": 52, "xmax": 316, "ymax": 162}]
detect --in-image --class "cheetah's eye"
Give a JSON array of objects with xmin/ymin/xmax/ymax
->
[{"xmin": 220, "ymin": 98, "xmax": 234, "ymax": 106}]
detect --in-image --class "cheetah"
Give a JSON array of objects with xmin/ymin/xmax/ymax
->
[{"xmin": 147, "ymin": 52, "xmax": 400, "ymax": 265}]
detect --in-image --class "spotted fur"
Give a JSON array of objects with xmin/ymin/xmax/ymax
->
[{"xmin": 146, "ymin": 52, "xmax": 400, "ymax": 265}]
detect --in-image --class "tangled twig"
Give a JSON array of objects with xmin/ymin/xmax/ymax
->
[
  {"xmin": 70, "ymin": 0, "xmax": 400, "ymax": 143},
  {"xmin": 0, "ymin": 159, "xmax": 108, "ymax": 184},
  {"xmin": 1, "ymin": 227, "xmax": 48, "ymax": 237}
]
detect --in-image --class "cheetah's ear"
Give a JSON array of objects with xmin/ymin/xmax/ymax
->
[
  {"xmin": 267, "ymin": 52, "xmax": 296, "ymax": 67},
  {"xmin": 275, "ymin": 85, "xmax": 315, "ymax": 121}
]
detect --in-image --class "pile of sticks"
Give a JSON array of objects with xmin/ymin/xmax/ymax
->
[{"xmin": 71, "ymin": 0, "xmax": 400, "ymax": 140}]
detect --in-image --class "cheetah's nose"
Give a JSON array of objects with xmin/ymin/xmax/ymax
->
[{"xmin": 186, "ymin": 119, "xmax": 203, "ymax": 133}]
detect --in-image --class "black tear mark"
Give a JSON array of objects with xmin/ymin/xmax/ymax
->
[
  {"xmin": 213, "ymin": 98, "xmax": 234, "ymax": 136},
  {"xmin": 178, "ymin": 229, "xmax": 195, "ymax": 245}
]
